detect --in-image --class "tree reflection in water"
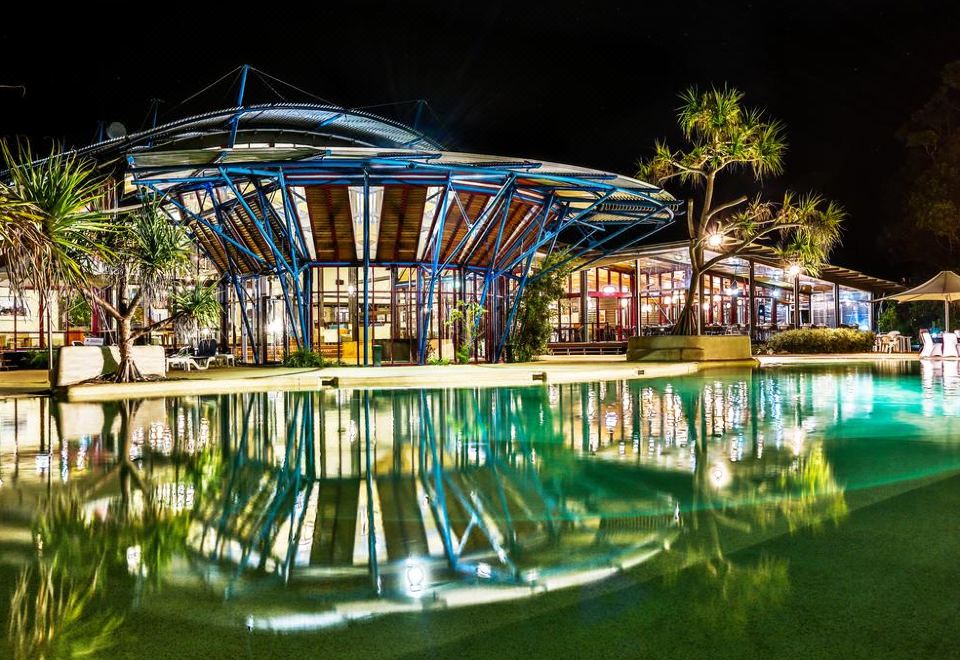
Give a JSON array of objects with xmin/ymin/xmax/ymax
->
[{"xmin": 1, "ymin": 368, "xmax": 864, "ymax": 647}]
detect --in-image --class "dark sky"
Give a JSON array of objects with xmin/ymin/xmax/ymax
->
[{"xmin": 3, "ymin": 0, "xmax": 959, "ymax": 279}]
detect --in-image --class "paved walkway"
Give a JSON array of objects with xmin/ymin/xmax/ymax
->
[
  {"xmin": 0, "ymin": 352, "xmax": 921, "ymax": 401},
  {"xmin": 61, "ymin": 355, "xmax": 732, "ymax": 402},
  {"xmin": 757, "ymin": 352, "xmax": 918, "ymax": 365},
  {"xmin": 0, "ymin": 369, "xmax": 50, "ymax": 396}
]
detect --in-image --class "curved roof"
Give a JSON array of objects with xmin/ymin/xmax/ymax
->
[
  {"xmin": 107, "ymin": 104, "xmax": 679, "ymax": 276},
  {"xmin": 81, "ymin": 103, "xmax": 442, "ymax": 160}
]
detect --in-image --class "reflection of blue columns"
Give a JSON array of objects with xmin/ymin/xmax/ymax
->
[
  {"xmin": 363, "ymin": 390, "xmax": 380, "ymax": 593},
  {"xmin": 419, "ymin": 390, "xmax": 458, "ymax": 569}
]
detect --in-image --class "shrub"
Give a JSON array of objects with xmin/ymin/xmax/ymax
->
[
  {"xmin": 444, "ymin": 300, "xmax": 485, "ymax": 364},
  {"xmin": 766, "ymin": 328, "xmax": 875, "ymax": 354},
  {"xmin": 510, "ymin": 249, "xmax": 573, "ymax": 362},
  {"xmin": 282, "ymin": 350, "xmax": 328, "ymax": 368},
  {"xmin": 877, "ymin": 300, "xmax": 946, "ymax": 335},
  {"xmin": 25, "ymin": 349, "xmax": 49, "ymax": 369}
]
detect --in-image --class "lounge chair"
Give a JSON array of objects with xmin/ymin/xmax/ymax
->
[
  {"xmin": 166, "ymin": 348, "xmax": 195, "ymax": 371},
  {"xmin": 920, "ymin": 330, "xmax": 943, "ymax": 359},
  {"xmin": 943, "ymin": 332, "xmax": 959, "ymax": 358},
  {"xmin": 190, "ymin": 339, "xmax": 219, "ymax": 370},
  {"xmin": 166, "ymin": 344, "xmax": 214, "ymax": 371}
]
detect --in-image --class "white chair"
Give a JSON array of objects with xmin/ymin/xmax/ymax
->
[
  {"xmin": 920, "ymin": 330, "xmax": 943, "ymax": 359},
  {"xmin": 877, "ymin": 332, "xmax": 898, "ymax": 353},
  {"xmin": 943, "ymin": 332, "xmax": 959, "ymax": 358}
]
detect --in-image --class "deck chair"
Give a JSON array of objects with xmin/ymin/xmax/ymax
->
[
  {"xmin": 943, "ymin": 332, "xmax": 959, "ymax": 358},
  {"xmin": 920, "ymin": 330, "xmax": 943, "ymax": 359},
  {"xmin": 166, "ymin": 347, "xmax": 193, "ymax": 371}
]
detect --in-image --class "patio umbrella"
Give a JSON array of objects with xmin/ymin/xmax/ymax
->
[{"xmin": 883, "ymin": 270, "xmax": 960, "ymax": 330}]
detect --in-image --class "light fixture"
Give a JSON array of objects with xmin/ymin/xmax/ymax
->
[
  {"xmin": 709, "ymin": 461, "xmax": 732, "ymax": 490},
  {"xmin": 405, "ymin": 558, "xmax": 428, "ymax": 596},
  {"xmin": 702, "ymin": 302, "xmax": 710, "ymax": 310},
  {"xmin": 725, "ymin": 286, "xmax": 739, "ymax": 297},
  {"xmin": 786, "ymin": 263, "xmax": 802, "ymax": 278},
  {"xmin": 601, "ymin": 284, "xmax": 618, "ymax": 295},
  {"xmin": 706, "ymin": 232, "xmax": 724, "ymax": 249}
]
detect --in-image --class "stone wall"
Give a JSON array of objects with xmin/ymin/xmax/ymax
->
[{"xmin": 55, "ymin": 346, "xmax": 166, "ymax": 387}]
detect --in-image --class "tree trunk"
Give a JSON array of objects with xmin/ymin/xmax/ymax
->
[
  {"xmin": 114, "ymin": 317, "xmax": 142, "ymax": 383},
  {"xmin": 673, "ymin": 274, "xmax": 702, "ymax": 336},
  {"xmin": 673, "ymin": 241, "xmax": 705, "ymax": 336}
]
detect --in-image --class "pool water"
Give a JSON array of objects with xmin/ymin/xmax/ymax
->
[{"xmin": 2, "ymin": 360, "xmax": 959, "ymax": 658}]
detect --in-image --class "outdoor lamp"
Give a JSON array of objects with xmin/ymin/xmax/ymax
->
[
  {"xmin": 706, "ymin": 232, "xmax": 724, "ymax": 248},
  {"xmin": 786, "ymin": 263, "xmax": 802, "ymax": 278}
]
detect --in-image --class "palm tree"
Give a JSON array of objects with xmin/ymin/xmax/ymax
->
[
  {"xmin": 87, "ymin": 203, "xmax": 221, "ymax": 382},
  {"xmin": 1, "ymin": 141, "xmax": 222, "ymax": 382},
  {"xmin": 637, "ymin": 86, "xmax": 845, "ymax": 335},
  {"xmin": 0, "ymin": 141, "xmax": 110, "ymax": 368}
]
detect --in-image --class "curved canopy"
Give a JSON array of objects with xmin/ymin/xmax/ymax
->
[
  {"xmin": 113, "ymin": 104, "xmax": 680, "ymax": 276},
  {"xmin": 887, "ymin": 271, "xmax": 960, "ymax": 302}
]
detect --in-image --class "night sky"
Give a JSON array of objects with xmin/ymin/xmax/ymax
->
[{"xmin": 2, "ymin": 1, "xmax": 959, "ymax": 280}]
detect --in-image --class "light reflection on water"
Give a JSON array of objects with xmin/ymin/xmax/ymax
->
[{"xmin": 2, "ymin": 360, "xmax": 960, "ymax": 655}]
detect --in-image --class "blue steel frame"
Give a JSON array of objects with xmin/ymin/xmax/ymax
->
[{"xmin": 126, "ymin": 101, "xmax": 679, "ymax": 364}]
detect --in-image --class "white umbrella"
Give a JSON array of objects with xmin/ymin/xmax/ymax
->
[{"xmin": 883, "ymin": 270, "xmax": 960, "ymax": 331}]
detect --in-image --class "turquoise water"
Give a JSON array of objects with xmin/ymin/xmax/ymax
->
[{"xmin": 1, "ymin": 360, "xmax": 959, "ymax": 657}]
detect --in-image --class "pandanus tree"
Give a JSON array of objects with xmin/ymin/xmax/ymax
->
[
  {"xmin": 636, "ymin": 87, "xmax": 845, "ymax": 335},
  {"xmin": 1, "ymin": 141, "xmax": 221, "ymax": 382},
  {"xmin": 0, "ymin": 142, "xmax": 110, "ymax": 365},
  {"xmin": 89, "ymin": 203, "xmax": 222, "ymax": 382}
]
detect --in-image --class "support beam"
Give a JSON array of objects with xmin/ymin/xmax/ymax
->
[
  {"xmin": 362, "ymin": 171, "xmax": 371, "ymax": 367},
  {"xmin": 833, "ymin": 282, "xmax": 841, "ymax": 328},
  {"xmin": 793, "ymin": 275, "xmax": 801, "ymax": 329}
]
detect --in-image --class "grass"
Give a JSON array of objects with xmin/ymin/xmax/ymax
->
[{"xmin": 71, "ymin": 471, "xmax": 960, "ymax": 659}]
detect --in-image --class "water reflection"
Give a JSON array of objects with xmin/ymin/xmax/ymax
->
[{"xmin": 2, "ymin": 361, "xmax": 960, "ymax": 654}]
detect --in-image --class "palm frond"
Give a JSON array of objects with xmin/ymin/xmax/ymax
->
[{"xmin": 0, "ymin": 140, "xmax": 111, "ymax": 297}]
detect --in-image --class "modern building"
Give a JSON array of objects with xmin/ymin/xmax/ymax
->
[
  {"xmin": 548, "ymin": 241, "xmax": 903, "ymax": 352},
  {"xmin": 0, "ymin": 72, "xmax": 900, "ymax": 363},
  {"xmin": 5, "ymin": 77, "xmax": 680, "ymax": 364}
]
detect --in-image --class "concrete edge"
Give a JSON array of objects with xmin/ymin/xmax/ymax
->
[{"xmin": 62, "ymin": 360, "xmax": 748, "ymax": 402}]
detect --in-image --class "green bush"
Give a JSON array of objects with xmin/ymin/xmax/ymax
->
[
  {"xmin": 766, "ymin": 328, "xmax": 875, "ymax": 354},
  {"xmin": 282, "ymin": 350, "xmax": 328, "ymax": 368},
  {"xmin": 877, "ymin": 300, "xmax": 946, "ymax": 335},
  {"xmin": 25, "ymin": 349, "xmax": 49, "ymax": 369},
  {"xmin": 510, "ymin": 250, "xmax": 573, "ymax": 362}
]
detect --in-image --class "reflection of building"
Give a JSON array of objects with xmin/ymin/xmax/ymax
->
[
  {"xmin": 0, "ymin": 387, "xmax": 681, "ymax": 624},
  {"xmin": 549, "ymin": 241, "xmax": 902, "ymax": 349}
]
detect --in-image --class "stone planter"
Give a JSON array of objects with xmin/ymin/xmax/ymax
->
[
  {"xmin": 55, "ymin": 345, "xmax": 166, "ymax": 387},
  {"xmin": 626, "ymin": 335, "xmax": 754, "ymax": 362}
]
